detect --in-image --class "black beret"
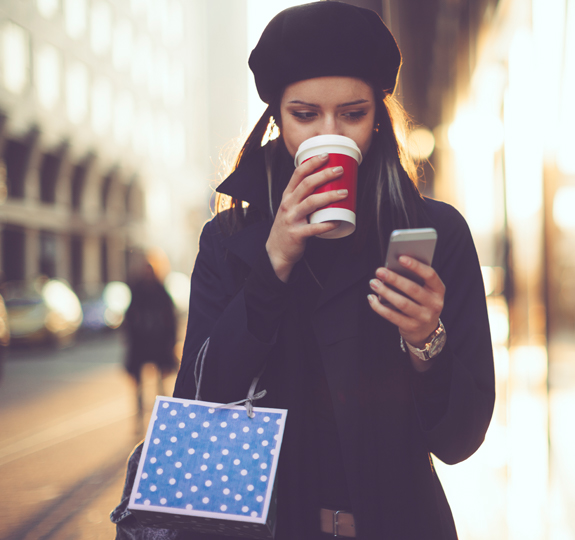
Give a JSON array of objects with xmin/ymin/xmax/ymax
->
[{"xmin": 248, "ymin": 1, "xmax": 402, "ymax": 104}]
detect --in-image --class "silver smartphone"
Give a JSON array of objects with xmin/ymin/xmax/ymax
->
[{"xmin": 384, "ymin": 228, "xmax": 438, "ymax": 287}]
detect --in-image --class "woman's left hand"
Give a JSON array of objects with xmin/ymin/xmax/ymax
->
[{"xmin": 367, "ymin": 256, "xmax": 445, "ymax": 366}]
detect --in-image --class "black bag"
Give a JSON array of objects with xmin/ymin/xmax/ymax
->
[
  {"xmin": 110, "ymin": 441, "xmax": 179, "ymax": 540},
  {"xmin": 110, "ymin": 339, "xmax": 282, "ymax": 539}
]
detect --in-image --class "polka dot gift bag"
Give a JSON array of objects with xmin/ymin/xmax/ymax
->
[{"xmin": 126, "ymin": 339, "xmax": 287, "ymax": 539}]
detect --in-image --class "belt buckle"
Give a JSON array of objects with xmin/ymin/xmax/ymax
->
[{"xmin": 333, "ymin": 510, "xmax": 342, "ymax": 538}]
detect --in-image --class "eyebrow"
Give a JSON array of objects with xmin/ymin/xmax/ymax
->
[{"xmin": 287, "ymin": 99, "xmax": 371, "ymax": 108}]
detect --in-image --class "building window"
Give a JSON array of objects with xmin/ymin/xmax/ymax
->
[
  {"xmin": 64, "ymin": 0, "xmax": 87, "ymax": 39},
  {"xmin": 164, "ymin": 1, "xmax": 183, "ymax": 46},
  {"xmin": 159, "ymin": 49, "xmax": 171, "ymax": 105},
  {"xmin": 39, "ymin": 231, "xmax": 57, "ymax": 278},
  {"xmin": 39, "ymin": 151, "xmax": 60, "ymax": 204},
  {"xmin": 149, "ymin": 46, "xmax": 162, "ymax": 98},
  {"xmin": 112, "ymin": 18, "xmax": 133, "ymax": 70},
  {"xmin": 132, "ymin": 105, "xmax": 152, "ymax": 156},
  {"xmin": 125, "ymin": 179, "xmax": 134, "ymax": 217},
  {"xmin": 91, "ymin": 77, "xmax": 112, "ymax": 134},
  {"xmin": 100, "ymin": 237, "xmax": 109, "ymax": 284},
  {"xmin": 113, "ymin": 90, "xmax": 134, "ymax": 144},
  {"xmin": 90, "ymin": 1, "xmax": 112, "ymax": 56},
  {"xmin": 171, "ymin": 119, "xmax": 186, "ymax": 167},
  {"xmin": 1, "ymin": 21, "xmax": 30, "ymax": 95},
  {"xmin": 65, "ymin": 61, "xmax": 89, "ymax": 124},
  {"xmin": 126, "ymin": 179, "xmax": 144, "ymax": 219},
  {"xmin": 3, "ymin": 138, "xmax": 29, "ymax": 199},
  {"xmin": 147, "ymin": 1, "xmax": 162, "ymax": 34},
  {"xmin": 131, "ymin": 33, "xmax": 151, "ymax": 87},
  {"xmin": 37, "ymin": 0, "xmax": 59, "ymax": 19},
  {"xmin": 130, "ymin": 0, "xmax": 147, "ymax": 16},
  {"xmin": 2, "ymin": 227, "xmax": 26, "ymax": 282},
  {"xmin": 168, "ymin": 59, "xmax": 185, "ymax": 105},
  {"xmin": 35, "ymin": 43, "xmax": 61, "ymax": 110},
  {"xmin": 71, "ymin": 162, "xmax": 87, "ymax": 211},
  {"xmin": 101, "ymin": 172, "xmax": 113, "ymax": 212}
]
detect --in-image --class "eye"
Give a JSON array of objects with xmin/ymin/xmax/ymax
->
[
  {"xmin": 343, "ymin": 110, "xmax": 368, "ymax": 120},
  {"xmin": 291, "ymin": 111, "xmax": 317, "ymax": 120}
]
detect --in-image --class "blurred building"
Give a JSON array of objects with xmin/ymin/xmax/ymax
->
[
  {"xmin": 0, "ymin": 0, "xmax": 215, "ymax": 301},
  {"xmin": 406, "ymin": 0, "xmax": 575, "ymax": 352}
]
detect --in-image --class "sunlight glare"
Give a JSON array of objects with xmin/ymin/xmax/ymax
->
[
  {"xmin": 504, "ymin": 30, "xmax": 544, "ymax": 222},
  {"xmin": 407, "ymin": 127, "xmax": 435, "ymax": 160},
  {"xmin": 507, "ymin": 346, "xmax": 549, "ymax": 540},
  {"xmin": 448, "ymin": 110, "xmax": 503, "ymax": 153},
  {"xmin": 164, "ymin": 271, "xmax": 191, "ymax": 313},
  {"xmin": 557, "ymin": 0, "xmax": 575, "ymax": 175},
  {"xmin": 487, "ymin": 296, "xmax": 509, "ymax": 347},
  {"xmin": 553, "ymin": 186, "xmax": 575, "ymax": 230}
]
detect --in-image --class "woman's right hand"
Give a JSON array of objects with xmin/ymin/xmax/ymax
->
[{"xmin": 265, "ymin": 153, "xmax": 348, "ymax": 282}]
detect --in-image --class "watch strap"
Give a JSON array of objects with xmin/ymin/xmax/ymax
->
[{"xmin": 400, "ymin": 319, "xmax": 446, "ymax": 361}]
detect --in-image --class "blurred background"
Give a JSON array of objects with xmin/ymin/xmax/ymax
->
[{"xmin": 0, "ymin": 0, "xmax": 574, "ymax": 538}]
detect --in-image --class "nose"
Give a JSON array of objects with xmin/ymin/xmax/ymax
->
[{"xmin": 317, "ymin": 115, "xmax": 342, "ymax": 136}]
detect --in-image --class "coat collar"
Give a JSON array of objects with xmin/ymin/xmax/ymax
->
[
  {"xmin": 216, "ymin": 146, "xmax": 271, "ymax": 216},
  {"xmin": 222, "ymin": 219, "xmax": 272, "ymax": 268},
  {"xmin": 216, "ymin": 145, "xmax": 274, "ymax": 268}
]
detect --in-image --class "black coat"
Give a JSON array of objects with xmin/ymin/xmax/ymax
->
[{"xmin": 174, "ymin": 151, "xmax": 495, "ymax": 539}]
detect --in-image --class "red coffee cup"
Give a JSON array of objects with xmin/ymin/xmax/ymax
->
[{"xmin": 294, "ymin": 135, "xmax": 362, "ymax": 239}]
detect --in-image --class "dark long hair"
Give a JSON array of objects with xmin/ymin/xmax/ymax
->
[{"xmin": 216, "ymin": 87, "xmax": 424, "ymax": 262}]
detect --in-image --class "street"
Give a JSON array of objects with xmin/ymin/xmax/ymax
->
[{"xmin": 0, "ymin": 331, "xmax": 175, "ymax": 540}]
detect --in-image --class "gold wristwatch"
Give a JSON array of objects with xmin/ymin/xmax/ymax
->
[{"xmin": 400, "ymin": 319, "xmax": 447, "ymax": 361}]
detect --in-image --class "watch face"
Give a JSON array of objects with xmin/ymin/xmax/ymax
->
[
  {"xmin": 403, "ymin": 320, "xmax": 446, "ymax": 361},
  {"xmin": 428, "ymin": 328, "xmax": 447, "ymax": 357}
]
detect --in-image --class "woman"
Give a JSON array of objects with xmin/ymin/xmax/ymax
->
[{"xmin": 174, "ymin": 2, "xmax": 495, "ymax": 539}]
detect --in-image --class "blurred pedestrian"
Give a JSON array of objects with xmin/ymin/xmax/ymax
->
[{"xmin": 123, "ymin": 261, "xmax": 176, "ymax": 419}]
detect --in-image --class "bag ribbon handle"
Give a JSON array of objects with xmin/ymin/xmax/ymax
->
[{"xmin": 194, "ymin": 337, "xmax": 267, "ymax": 418}]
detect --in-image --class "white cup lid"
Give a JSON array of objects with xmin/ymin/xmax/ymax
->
[{"xmin": 294, "ymin": 135, "xmax": 362, "ymax": 167}]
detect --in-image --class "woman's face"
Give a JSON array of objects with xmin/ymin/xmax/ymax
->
[{"xmin": 279, "ymin": 76, "xmax": 376, "ymax": 159}]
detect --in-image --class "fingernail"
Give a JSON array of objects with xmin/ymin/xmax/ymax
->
[
  {"xmin": 369, "ymin": 279, "xmax": 379, "ymax": 289},
  {"xmin": 337, "ymin": 189, "xmax": 348, "ymax": 196},
  {"xmin": 367, "ymin": 294, "xmax": 376, "ymax": 303},
  {"xmin": 378, "ymin": 268, "xmax": 389, "ymax": 279},
  {"xmin": 319, "ymin": 152, "xmax": 329, "ymax": 159},
  {"xmin": 399, "ymin": 256, "xmax": 410, "ymax": 266},
  {"xmin": 332, "ymin": 166, "xmax": 343, "ymax": 173}
]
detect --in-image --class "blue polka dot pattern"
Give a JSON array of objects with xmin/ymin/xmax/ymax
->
[{"xmin": 129, "ymin": 397, "xmax": 287, "ymax": 537}]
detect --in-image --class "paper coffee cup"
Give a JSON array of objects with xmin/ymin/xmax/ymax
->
[{"xmin": 294, "ymin": 135, "xmax": 362, "ymax": 239}]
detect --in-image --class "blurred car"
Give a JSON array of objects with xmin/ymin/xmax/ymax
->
[
  {"xmin": 80, "ymin": 281, "xmax": 132, "ymax": 332},
  {"xmin": 0, "ymin": 278, "xmax": 83, "ymax": 347}
]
